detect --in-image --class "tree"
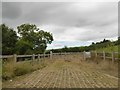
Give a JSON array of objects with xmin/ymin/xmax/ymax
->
[
  {"xmin": 15, "ymin": 39, "xmax": 33, "ymax": 55},
  {"xmin": 17, "ymin": 23, "xmax": 53, "ymax": 54},
  {"xmin": 1, "ymin": 24, "xmax": 18, "ymax": 55},
  {"xmin": 62, "ymin": 46, "xmax": 68, "ymax": 52}
]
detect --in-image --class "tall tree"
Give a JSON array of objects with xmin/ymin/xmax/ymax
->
[
  {"xmin": 1, "ymin": 24, "xmax": 18, "ymax": 55},
  {"xmin": 15, "ymin": 39, "xmax": 33, "ymax": 55},
  {"xmin": 17, "ymin": 23, "xmax": 53, "ymax": 54}
]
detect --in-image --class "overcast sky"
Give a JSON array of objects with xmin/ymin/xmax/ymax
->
[{"xmin": 2, "ymin": 1, "xmax": 118, "ymax": 49}]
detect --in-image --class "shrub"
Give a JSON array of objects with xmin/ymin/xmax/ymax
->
[{"xmin": 14, "ymin": 67, "xmax": 31, "ymax": 76}]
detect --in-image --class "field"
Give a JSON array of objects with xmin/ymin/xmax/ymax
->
[{"xmin": 2, "ymin": 54, "xmax": 118, "ymax": 88}]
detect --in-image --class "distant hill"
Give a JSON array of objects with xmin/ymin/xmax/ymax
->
[{"xmin": 47, "ymin": 38, "xmax": 119, "ymax": 53}]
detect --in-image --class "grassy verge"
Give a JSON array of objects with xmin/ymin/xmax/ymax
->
[
  {"xmin": 95, "ymin": 45, "xmax": 119, "ymax": 58},
  {"xmin": 96, "ymin": 45, "xmax": 119, "ymax": 53},
  {"xmin": 2, "ymin": 59, "xmax": 51, "ymax": 81}
]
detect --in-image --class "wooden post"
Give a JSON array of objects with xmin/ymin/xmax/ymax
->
[
  {"xmin": 95, "ymin": 51, "xmax": 97, "ymax": 58},
  {"xmin": 83, "ymin": 51, "xmax": 86, "ymax": 60},
  {"xmin": 43, "ymin": 52, "xmax": 45, "ymax": 59},
  {"xmin": 50, "ymin": 51, "xmax": 52, "ymax": 60},
  {"xmin": 38, "ymin": 54, "xmax": 40, "ymax": 61},
  {"xmin": 13, "ymin": 54, "xmax": 17, "ymax": 63},
  {"xmin": 32, "ymin": 54, "xmax": 35, "ymax": 65},
  {"xmin": 103, "ymin": 51, "xmax": 105, "ymax": 61},
  {"xmin": 64, "ymin": 52, "xmax": 66, "ymax": 60},
  {"xmin": 32, "ymin": 54, "xmax": 35, "ymax": 61},
  {"xmin": 94, "ymin": 51, "xmax": 98, "ymax": 63},
  {"xmin": 112, "ymin": 52, "xmax": 114, "ymax": 63}
]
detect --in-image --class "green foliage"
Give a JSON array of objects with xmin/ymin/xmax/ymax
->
[
  {"xmin": 17, "ymin": 23, "xmax": 53, "ymax": 54},
  {"xmin": 1, "ymin": 24, "xmax": 18, "ymax": 55},
  {"xmin": 14, "ymin": 67, "xmax": 31, "ymax": 76},
  {"xmin": 50, "ymin": 38, "xmax": 119, "ymax": 53},
  {"xmin": 15, "ymin": 39, "xmax": 33, "ymax": 55},
  {"xmin": 1, "ymin": 23, "xmax": 53, "ymax": 55},
  {"xmin": 96, "ymin": 45, "xmax": 119, "ymax": 52}
]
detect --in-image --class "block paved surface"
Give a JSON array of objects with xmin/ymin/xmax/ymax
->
[{"xmin": 3, "ymin": 59, "xmax": 118, "ymax": 88}]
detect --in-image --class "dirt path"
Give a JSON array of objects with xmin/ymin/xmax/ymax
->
[{"xmin": 3, "ymin": 60, "xmax": 118, "ymax": 88}]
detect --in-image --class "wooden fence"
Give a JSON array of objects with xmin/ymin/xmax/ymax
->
[
  {"xmin": 87, "ymin": 51, "xmax": 120, "ymax": 62},
  {"xmin": 0, "ymin": 52, "xmax": 82, "ymax": 63},
  {"xmin": 0, "ymin": 51, "xmax": 120, "ymax": 63}
]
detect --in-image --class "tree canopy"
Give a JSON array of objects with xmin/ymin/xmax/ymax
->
[
  {"xmin": 1, "ymin": 24, "xmax": 18, "ymax": 55},
  {"xmin": 1, "ymin": 23, "xmax": 119, "ymax": 54},
  {"xmin": 1, "ymin": 23, "xmax": 54, "ymax": 55}
]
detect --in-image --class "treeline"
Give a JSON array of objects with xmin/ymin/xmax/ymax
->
[
  {"xmin": 50, "ymin": 38, "xmax": 119, "ymax": 53},
  {"xmin": 2, "ymin": 23, "xmax": 119, "ymax": 55},
  {"xmin": 1, "ymin": 24, "xmax": 53, "ymax": 55}
]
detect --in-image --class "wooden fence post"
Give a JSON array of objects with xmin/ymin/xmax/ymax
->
[
  {"xmin": 95, "ymin": 51, "xmax": 97, "ymax": 58},
  {"xmin": 103, "ymin": 51, "xmax": 105, "ymax": 61},
  {"xmin": 43, "ymin": 52, "xmax": 45, "ymax": 59},
  {"xmin": 38, "ymin": 54, "xmax": 40, "ymax": 61},
  {"xmin": 13, "ymin": 54, "xmax": 17, "ymax": 63},
  {"xmin": 64, "ymin": 52, "xmax": 66, "ymax": 60},
  {"xmin": 50, "ymin": 51, "xmax": 52, "ymax": 60},
  {"xmin": 32, "ymin": 54, "xmax": 35, "ymax": 65},
  {"xmin": 112, "ymin": 52, "xmax": 114, "ymax": 63},
  {"xmin": 32, "ymin": 54, "xmax": 35, "ymax": 61},
  {"xmin": 83, "ymin": 51, "xmax": 86, "ymax": 60}
]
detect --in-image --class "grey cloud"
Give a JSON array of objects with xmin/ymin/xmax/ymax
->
[
  {"xmin": 2, "ymin": 2, "xmax": 22, "ymax": 19},
  {"xmin": 2, "ymin": 2, "xmax": 117, "ymax": 27},
  {"xmin": 2, "ymin": 2, "xmax": 118, "ymax": 41},
  {"xmin": 76, "ymin": 24, "xmax": 118, "ymax": 41},
  {"xmin": 22, "ymin": 2, "xmax": 71, "ymax": 25}
]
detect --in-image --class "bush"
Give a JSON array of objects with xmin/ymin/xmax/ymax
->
[{"xmin": 14, "ymin": 67, "xmax": 31, "ymax": 76}]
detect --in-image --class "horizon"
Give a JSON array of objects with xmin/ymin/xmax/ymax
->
[{"xmin": 46, "ymin": 37, "xmax": 118, "ymax": 50}]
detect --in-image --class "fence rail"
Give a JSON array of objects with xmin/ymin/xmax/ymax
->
[
  {"xmin": 1, "ymin": 52, "xmax": 81, "ymax": 63},
  {"xmin": 1, "ymin": 51, "xmax": 120, "ymax": 63},
  {"xmin": 90, "ymin": 51, "xmax": 120, "ymax": 62}
]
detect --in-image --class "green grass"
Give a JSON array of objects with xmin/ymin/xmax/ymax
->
[
  {"xmin": 96, "ymin": 45, "xmax": 119, "ymax": 53},
  {"xmin": 94, "ymin": 45, "xmax": 119, "ymax": 58}
]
